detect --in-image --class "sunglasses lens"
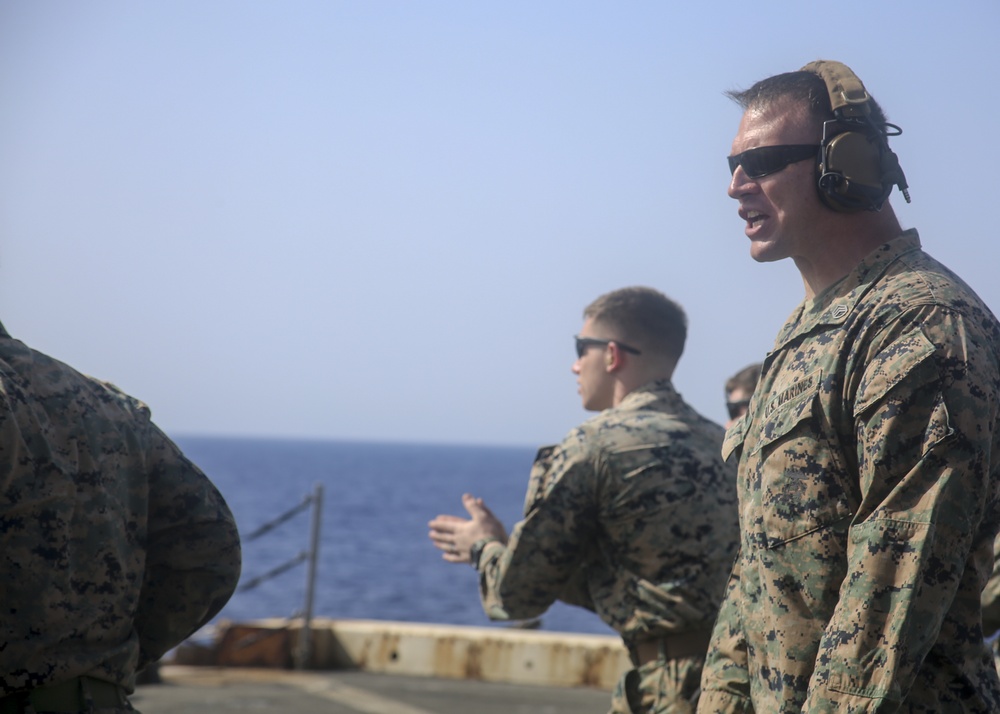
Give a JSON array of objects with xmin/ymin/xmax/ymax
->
[
  {"xmin": 575, "ymin": 338, "xmax": 608, "ymax": 358},
  {"xmin": 729, "ymin": 145, "xmax": 817, "ymax": 179},
  {"xmin": 726, "ymin": 400, "xmax": 750, "ymax": 420},
  {"xmin": 739, "ymin": 147, "xmax": 787, "ymax": 178},
  {"xmin": 741, "ymin": 150, "xmax": 775, "ymax": 178}
]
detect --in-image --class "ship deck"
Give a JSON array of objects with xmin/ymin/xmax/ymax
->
[{"xmin": 133, "ymin": 665, "xmax": 611, "ymax": 714}]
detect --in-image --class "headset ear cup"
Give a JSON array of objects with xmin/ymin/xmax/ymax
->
[
  {"xmin": 803, "ymin": 60, "xmax": 908, "ymax": 211},
  {"xmin": 817, "ymin": 130, "xmax": 887, "ymax": 212}
]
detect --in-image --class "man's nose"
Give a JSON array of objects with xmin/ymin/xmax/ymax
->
[{"xmin": 728, "ymin": 164, "xmax": 756, "ymax": 199}]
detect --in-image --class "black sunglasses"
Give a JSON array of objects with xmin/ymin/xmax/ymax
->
[
  {"xmin": 574, "ymin": 336, "xmax": 642, "ymax": 359},
  {"xmin": 727, "ymin": 144, "xmax": 819, "ymax": 179},
  {"xmin": 726, "ymin": 399, "xmax": 751, "ymax": 420}
]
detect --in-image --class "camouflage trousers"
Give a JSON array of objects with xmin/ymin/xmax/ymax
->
[{"xmin": 608, "ymin": 655, "xmax": 703, "ymax": 714}]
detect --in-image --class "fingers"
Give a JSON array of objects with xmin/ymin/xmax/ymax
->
[
  {"xmin": 462, "ymin": 493, "xmax": 500, "ymax": 522},
  {"xmin": 428, "ymin": 513, "xmax": 468, "ymax": 560},
  {"xmin": 432, "ymin": 514, "xmax": 467, "ymax": 524},
  {"xmin": 428, "ymin": 513, "xmax": 466, "ymax": 532},
  {"xmin": 462, "ymin": 492, "xmax": 488, "ymax": 517},
  {"xmin": 428, "ymin": 531, "xmax": 451, "ymax": 549},
  {"xmin": 428, "ymin": 532, "xmax": 461, "ymax": 558},
  {"xmin": 429, "ymin": 531, "xmax": 467, "ymax": 562},
  {"xmin": 429, "ymin": 495, "xmax": 500, "ymax": 565},
  {"xmin": 461, "ymin": 493, "xmax": 506, "ymax": 541}
]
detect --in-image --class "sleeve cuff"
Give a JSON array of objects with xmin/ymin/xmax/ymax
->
[{"xmin": 470, "ymin": 537, "xmax": 501, "ymax": 569}]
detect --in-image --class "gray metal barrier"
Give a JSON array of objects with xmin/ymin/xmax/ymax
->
[{"xmin": 239, "ymin": 482, "xmax": 324, "ymax": 668}]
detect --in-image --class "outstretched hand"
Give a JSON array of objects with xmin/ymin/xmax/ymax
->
[{"xmin": 428, "ymin": 493, "xmax": 508, "ymax": 564}]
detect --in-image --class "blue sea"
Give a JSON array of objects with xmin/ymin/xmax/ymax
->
[{"xmin": 175, "ymin": 436, "xmax": 615, "ymax": 637}]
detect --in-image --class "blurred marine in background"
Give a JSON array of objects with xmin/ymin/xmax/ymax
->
[
  {"xmin": 0, "ymin": 322, "xmax": 241, "ymax": 713},
  {"xmin": 722, "ymin": 363, "xmax": 761, "ymax": 430}
]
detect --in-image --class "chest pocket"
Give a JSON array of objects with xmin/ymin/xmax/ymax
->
[{"xmin": 748, "ymin": 373, "xmax": 854, "ymax": 549}]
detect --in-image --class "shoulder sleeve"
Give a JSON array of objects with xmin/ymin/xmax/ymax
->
[
  {"xmin": 698, "ymin": 553, "xmax": 754, "ymax": 714},
  {"xmin": 134, "ymin": 423, "xmax": 242, "ymax": 665},
  {"xmin": 806, "ymin": 306, "xmax": 1000, "ymax": 709},
  {"xmin": 476, "ymin": 428, "xmax": 597, "ymax": 621}
]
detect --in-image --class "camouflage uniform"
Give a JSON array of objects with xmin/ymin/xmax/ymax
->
[
  {"xmin": 980, "ymin": 533, "xmax": 1000, "ymax": 675},
  {"xmin": 0, "ymin": 323, "xmax": 241, "ymax": 711},
  {"xmin": 475, "ymin": 379, "xmax": 739, "ymax": 714},
  {"xmin": 698, "ymin": 231, "xmax": 1000, "ymax": 713}
]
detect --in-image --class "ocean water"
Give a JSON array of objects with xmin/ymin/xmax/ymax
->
[{"xmin": 175, "ymin": 436, "xmax": 615, "ymax": 637}]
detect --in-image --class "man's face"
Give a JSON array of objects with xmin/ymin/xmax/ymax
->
[
  {"xmin": 727, "ymin": 98, "xmax": 832, "ymax": 265},
  {"xmin": 572, "ymin": 317, "xmax": 615, "ymax": 412}
]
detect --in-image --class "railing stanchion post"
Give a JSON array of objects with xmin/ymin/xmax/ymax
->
[{"xmin": 296, "ymin": 482, "xmax": 323, "ymax": 669}]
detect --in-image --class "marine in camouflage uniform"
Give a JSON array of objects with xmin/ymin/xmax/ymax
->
[
  {"xmin": 0, "ymin": 322, "xmax": 242, "ymax": 713},
  {"xmin": 699, "ymin": 62, "xmax": 1000, "ymax": 713},
  {"xmin": 429, "ymin": 287, "xmax": 739, "ymax": 714}
]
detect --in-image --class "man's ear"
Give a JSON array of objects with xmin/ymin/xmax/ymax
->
[{"xmin": 605, "ymin": 343, "xmax": 620, "ymax": 372}]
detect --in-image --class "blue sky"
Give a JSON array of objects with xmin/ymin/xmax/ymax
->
[{"xmin": 1, "ymin": 2, "xmax": 997, "ymax": 447}]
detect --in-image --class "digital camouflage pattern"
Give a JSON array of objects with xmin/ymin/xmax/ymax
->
[
  {"xmin": 698, "ymin": 231, "xmax": 1000, "ymax": 713},
  {"xmin": 0, "ymin": 322, "xmax": 241, "ymax": 697},
  {"xmin": 980, "ymin": 533, "xmax": 1000, "ymax": 674},
  {"xmin": 475, "ymin": 379, "xmax": 739, "ymax": 713}
]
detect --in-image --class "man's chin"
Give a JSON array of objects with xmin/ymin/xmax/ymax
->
[
  {"xmin": 582, "ymin": 398, "xmax": 611, "ymax": 412},
  {"xmin": 749, "ymin": 241, "xmax": 786, "ymax": 264}
]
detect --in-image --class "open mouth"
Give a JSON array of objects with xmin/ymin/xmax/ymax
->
[{"xmin": 745, "ymin": 210, "xmax": 765, "ymax": 228}]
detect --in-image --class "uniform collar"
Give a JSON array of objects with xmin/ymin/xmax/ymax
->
[
  {"xmin": 618, "ymin": 378, "xmax": 679, "ymax": 409},
  {"xmin": 773, "ymin": 229, "xmax": 922, "ymax": 348}
]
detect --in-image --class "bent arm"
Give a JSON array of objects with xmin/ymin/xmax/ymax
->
[
  {"xmin": 134, "ymin": 426, "xmax": 242, "ymax": 666},
  {"xmin": 477, "ymin": 434, "xmax": 596, "ymax": 621}
]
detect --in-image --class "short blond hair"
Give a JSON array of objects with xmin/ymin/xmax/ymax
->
[{"xmin": 583, "ymin": 286, "xmax": 687, "ymax": 364}]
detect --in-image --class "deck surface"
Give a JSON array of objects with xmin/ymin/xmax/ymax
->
[{"xmin": 132, "ymin": 665, "xmax": 611, "ymax": 714}]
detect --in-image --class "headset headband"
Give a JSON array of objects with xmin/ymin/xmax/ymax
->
[{"xmin": 800, "ymin": 60, "xmax": 871, "ymax": 120}]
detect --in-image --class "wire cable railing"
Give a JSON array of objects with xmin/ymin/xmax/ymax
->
[{"xmin": 238, "ymin": 482, "xmax": 324, "ymax": 669}]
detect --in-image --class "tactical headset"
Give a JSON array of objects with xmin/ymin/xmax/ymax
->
[{"xmin": 801, "ymin": 60, "xmax": 911, "ymax": 213}]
